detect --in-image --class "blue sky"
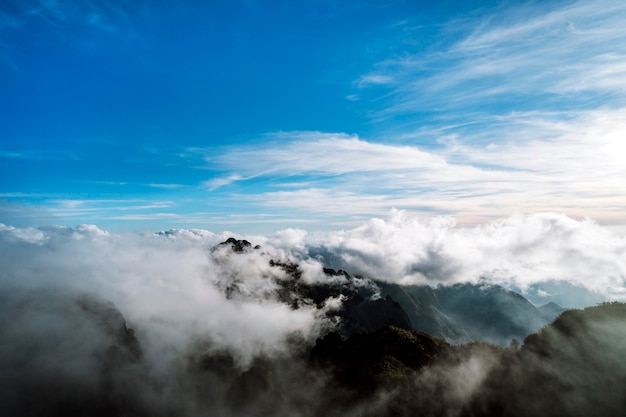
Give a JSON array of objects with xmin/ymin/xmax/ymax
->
[{"xmin": 2, "ymin": 0, "xmax": 626, "ymax": 233}]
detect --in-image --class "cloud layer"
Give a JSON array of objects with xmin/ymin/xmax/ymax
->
[
  {"xmin": 0, "ymin": 1, "xmax": 624, "ymax": 234},
  {"xmin": 191, "ymin": 0, "xmax": 626, "ymax": 232},
  {"xmin": 307, "ymin": 211, "xmax": 626, "ymax": 302},
  {"xmin": 358, "ymin": 0, "xmax": 626, "ymax": 115},
  {"xmin": 202, "ymin": 107, "xmax": 626, "ymax": 230},
  {"xmin": 0, "ymin": 224, "xmax": 328, "ymax": 368},
  {"xmin": 2, "ymin": 210, "xmax": 624, "ymax": 319}
]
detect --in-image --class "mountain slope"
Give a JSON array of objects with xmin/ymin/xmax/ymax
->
[
  {"xmin": 469, "ymin": 302, "xmax": 626, "ymax": 417},
  {"xmin": 378, "ymin": 282, "xmax": 563, "ymax": 345},
  {"xmin": 305, "ymin": 302, "xmax": 626, "ymax": 417}
]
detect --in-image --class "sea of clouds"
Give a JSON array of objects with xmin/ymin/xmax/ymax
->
[
  {"xmin": 1, "ymin": 211, "xmax": 624, "ymax": 362},
  {"xmin": 1, "ymin": 211, "xmax": 625, "ymax": 415}
]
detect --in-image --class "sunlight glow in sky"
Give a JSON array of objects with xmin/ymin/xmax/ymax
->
[{"xmin": 2, "ymin": 0, "xmax": 625, "ymax": 233}]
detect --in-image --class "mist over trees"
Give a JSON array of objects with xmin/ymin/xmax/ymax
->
[{"xmin": 1, "ymin": 224, "xmax": 625, "ymax": 416}]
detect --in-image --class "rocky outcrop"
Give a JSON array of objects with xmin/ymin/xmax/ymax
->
[{"xmin": 213, "ymin": 237, "xmax": 260, "ymax": 253}]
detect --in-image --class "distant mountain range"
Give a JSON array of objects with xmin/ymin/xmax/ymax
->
[
  {"xmin": 256, "ymin": 231, "xmax": 566, "ymax": 345},
  {"xmin": 377, "ymin": 281, "xmax": 566, "ymax": 345}
]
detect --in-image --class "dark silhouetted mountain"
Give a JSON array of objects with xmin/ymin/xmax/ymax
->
[
  {"xmin": 311, "ymin": 325, "xmax": 450, "ymax": 391},
  {"xmin": 0, "ymin": 291, "xmax": 149, "ymax": 417},
  {"xmin": 340, "ymin": 294, "xmax": 412, "ymax": 334},
  {"xmin": 307, "ymin": 302, "xmax": 626, "ymax": 417},
  {"xmin": 266, "ymin": 260, "xmax": 411, "ymax": 335},
  {"xmin": 213, "ymin": 237, "xmax": 260, "ymax": 253}
]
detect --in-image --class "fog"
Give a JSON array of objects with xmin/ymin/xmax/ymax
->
[
  {"xmin": 0, "ymin": 224, "xmax": 332, "ymax": 368},
  {"xmin": 1, "ymin": 213, "xmax": 625, "ymax": 416}
]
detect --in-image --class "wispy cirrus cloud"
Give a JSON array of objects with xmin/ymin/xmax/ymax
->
[
  {"xmin": 193, "ymin": 0, "xmax": 623, "ymax": 230},
  {"xmin": 5, "ymin": 0, "xmax": 132, "ymax": 34},
  {"xmin": 208, "ymin": 131, "xmax": 446, "ymax": 176},
  {"xmin": 2, "ymin": 0, "xmax": 624, "ymax": 234},
  {"xmin": 107, "ymin": 213, "xmax": 179, "ymax": 221},
  {"xmin": 357, "ymin": 0, "xmax": 626, "ymax": 117},
  {"xmin": 204, "ymin": 107, "xmax": 626, "ymax": 228},
  {"xmin": 203, "ymin": 174, "xmax": 245, "ymax": 191},
  {"xmin": 0, "ymin": 0, "xmax": 143, "ymax": 73},
  {"xmin": 146, "ymin": 183, "xmax": 186, "ymax": 190},
  {"xmin": 46, "ymin": 199, "xmax": 176, "ymax": 220}
]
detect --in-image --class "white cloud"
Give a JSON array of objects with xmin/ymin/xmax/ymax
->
[
  {"xmin": 251, "ymin": 188, "xmax": 391, "ymax": 216},
  {"xmin": 203, "ymin": 174, "xmax": 245, "ymax": 190},
  {"xmin": 270, "ymin": 228, "xmax": 308, "ymax": 252},
  {"xmin": 356, "ymin": 74, "xmax": 395, "ymax": 87},
  {"xmin": 42, "ymin": 199, "xmax": 179, "ymax": 222},
  {"xmin": 205, "ymin": 113, "xmax": 626, "ymax": 229},
  {"xmin": 309, "ymin": 211, "xmax": 626, "ymax": 300},
  {"xmin": 0, "ymin": 225, "xmax": 329, "ymax": 367},
  {"xmin": 108, "ymin": 213, "xmax": 178, "ymax": 221},
  {"xmin": 147, "ymin": 183, "xmax": 185, "ymax": 190},
  {"xmin": 209, "ymin": 131, "xmax": 446, "ymax": 176},
  {"xmin": 5, "ymin": 210, "xmax": 623, "ymax": 325},
  {"xmin": 360, "ymin": 0, "xmax": 626, "ymax": 114},
  {"xmin": 0, "ymin": 223, "xmax": 49, "ymax": 245}
]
